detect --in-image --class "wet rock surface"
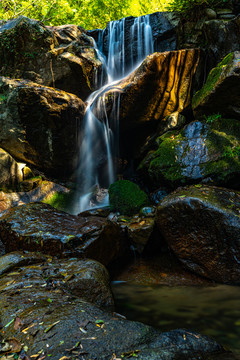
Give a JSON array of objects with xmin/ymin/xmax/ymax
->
[
  {"xmin": 0, "ymin": 148, "xmax": 24, "ymax": 190},
  {"xmin": 0, "ymin": 257, "xmax": 227, "ymax": 360},
  {"xmin": 0, "ymin": 252, "xmax": 114, "ymax": 308},
  {"xmin": 0, "ymin": 16, "xmax": 106, "ymax": 99},
  {"xmin": 0, "ymin": 202, "xmax": 127, "ymax": 266},
  {"xmin": 156, "ymin": 185, "xmax": 240, "ymax": 283},
  {"xmin": 138, "ymin": 118, "xmax": 240, "ymax": 189},
  {"xmin": 0, "ymin": 76, "xmax": 85, "ymax": 177},
  {"xmin": 192, "ymin": 51, "xmax": 240, "ymax": 120}
]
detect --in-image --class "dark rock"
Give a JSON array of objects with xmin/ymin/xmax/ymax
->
[
  {"xmin": 138, "ymin": 118, "xmax": 240, "ymax": 189},
  {"xmin": 0, "ymin": 76, "xmax": 85, "ymax": 177},
  {"xmin": 192, "ymin": 51, "xmax": 240, "ymax": 120},
  {"xmin": 156, "ymin": 185, "xmax": 240, "ymax": 283},
  {"xmin": 0, "ymin": 16, "xmax": 106, "ymax": 99},
  {"xmin": 0, "ymin": 254, "xmax": 114, "ymax": 308},
  {"xmin": 0, "ymin": 264, "xmax": 227, "ymax": 359},
  {"xmin": 203, "ymin": 16, "xmax": 240, "ymax": 68},
  {"xmin": 0, "ymin": 202, "xmax": 127, "ymax": 266}
]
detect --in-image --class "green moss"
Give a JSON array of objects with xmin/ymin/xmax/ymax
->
[
  {"xmin": 192, "ymin": 52, "xmax": 234, "ymax": 109},
  {"xmin": 42, "ymin": 191, "xmax": 74, "ymax": 212},
  {"xmin": 109, "ymin": 180, "xmax": 149, "ymax": 216}
]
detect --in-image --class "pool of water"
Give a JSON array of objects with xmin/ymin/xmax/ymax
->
[{"xmin": 112, "ymin": 283, "xmax": 240, "ymax": 359}]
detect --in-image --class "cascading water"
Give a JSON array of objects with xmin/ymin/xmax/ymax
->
[{"xmin": 75, "ymin": 15, "xmax": 155, "ymax": 213}]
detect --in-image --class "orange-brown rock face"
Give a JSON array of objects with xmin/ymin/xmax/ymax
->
[{"xmin": 103, "ymin": 49, "xmax": 200, "ymax": 133}]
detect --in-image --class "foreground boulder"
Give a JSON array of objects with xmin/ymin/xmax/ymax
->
[
  {"xmin": 138, "ymin": 117, "xmax": 240, "ymax": 189},
  {"xmin": 192, "ymin": 51, "xmax": 240, "ymax": 119},
  {"xmin": 0, "ymin": 76, "xmax": 85, "ymax": 177},
  {"xmin": 0, "ymin": 16, "xmax": 106, "ymax": 99},
  {"xmin": 156, "ymin": 185, "xmax": 240, "ymax": 283},
  {"xmin": 0, "ymin": 252, "xmax": 114, "ymax": 308},
  {"xmin": 0, "ymin": 202, "xmax": 127, "ymax": 266},
  {"xmin": 0, "ymin": 255, "xmax": 228, "ymax": 359}
]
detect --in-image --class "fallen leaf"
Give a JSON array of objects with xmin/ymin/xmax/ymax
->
[{"xmin": 44, "ymin": 321, "xmax": 60, "ymax": 333}]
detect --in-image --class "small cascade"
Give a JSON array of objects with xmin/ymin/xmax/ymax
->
[{"xmin": 75, "ymin": 14, "xmax": 155, "ymax": 214}]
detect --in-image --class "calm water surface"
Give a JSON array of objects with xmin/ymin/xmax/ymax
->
[{"xmin": 112, "ymin": 283, "xmax": 240, "ymax": 359}]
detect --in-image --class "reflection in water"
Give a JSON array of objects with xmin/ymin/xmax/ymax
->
[{"xmin": 112, "ymin": 283, "xmax": 240, "ymax": 358}]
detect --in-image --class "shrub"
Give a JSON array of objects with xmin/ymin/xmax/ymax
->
[
  {"xmin": 167, "ymin": 0, "xmax": 230, "ymax": 19},
  {"xmin": 109, "ymin": 180, "xmax": 149, "ymax": 216}
]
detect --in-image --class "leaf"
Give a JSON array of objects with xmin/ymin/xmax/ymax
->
[
  {"xmin": 4, "ymin": 319, "xmax": 14, "ymax": 328},
  {"xmin": 95, "ymin": 319, "xmax": 104, "ymax": 324},
  {"xmin": 6, "ymin": 338, "xmax": 22, "ymax": 353},
  {"xmin": 44, "ymin": 320, "xmax": 60, "ymax": 333},
  {"xmin": 47, "ymin": 298, "xmax": 52, "ymax": 303}
]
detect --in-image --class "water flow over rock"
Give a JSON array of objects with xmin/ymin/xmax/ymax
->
[{"xmin": 76, "ymin": 15, "xmax": 155, "ymax": 213}]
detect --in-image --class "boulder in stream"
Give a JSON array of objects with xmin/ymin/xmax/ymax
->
[{"xmin": 156, "ymin": 185, "xmax": 240, "ymax": 283}]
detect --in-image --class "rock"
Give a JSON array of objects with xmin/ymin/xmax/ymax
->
[
  {"xmin": 203, "ymin": 17, "xmax": 240, "ymax": 67},
  {"xmin": 0, "ymin": 254, "xmax": 114, "ymax": 308},
  {"xmin": 159, "ymin": 111, "xmax": 187, "ymax": 134},
  {"xmin": 0, "ymin": 148, "xmax": 24, "ymax": 190},
  {"xmin": 156, "ymin": 185, "xmax": 240, "ymax": 283},
  {"xmin": 138, "ymin": 117, "xmax": 240, "ymax": 189},
  {"xmin": 205, "ymin": 8, "xmax": 217, "ymax": 19},
  {"xmin": 0, "ymin": 202, "xmax": 127, "ymax": 266},
  {"xmin": 0, "ymin": 16, "xmax": 106, "ymax": 99},
  {"xmin": 192, "ymin": 51, "xmax": 240, "ymax": 120},
  {"xmin": 18, "ymin": 176, "xmax": 42, "ymax": 192},
  {"xmin": 0, "ymin": 262, "xmax": 228, "ymax": 359},
  {"xmin": 0, "ymin": 76, "xmax": 85, "ymax": 177},
  {"xmin": 0, "ymin": 181, "xmax": 72, "ymax": 214},
  {"xmin": 125, "ymin": 216, "xmax": 155, "ymax": 254},
  {"xmin": 0, "ymin": 251, "xmax": 46, "ymax": 276}
]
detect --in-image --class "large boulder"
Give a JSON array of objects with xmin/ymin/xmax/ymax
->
[
  {"xmin": 0, "ymin": 255, "xmax": 228, "ymax": 360},
  {"xmin": 0, "ymin": 76, "xmax": 85, "ymax": 177},
  {"xmin": 192, "ymin": 51, "xmax": 240, "ymax": 120},
  {"xmin": 0, "ymin": 202, "xmax": 127, "ymax": 266},
  {"xmin": 203, "ymin": 16, "xmax": 240, "ymax": 68},
  {"xmin": 98, "ymin": 49, "xmax": 200, "ymax": 159},
  {"xmin": 138, "ymin": 117, "xmax": 240, "ymax": 189},
  {"xmin": 156, "ymin": 185, "xmax": 240, "ymax": 283},
  {"xmin": 0, "ymin": 16, "xmax": 106, "ymax": 99},
  {"xmin": 0, "ymin": 252, "xmax": 114, "ymax": 308}
]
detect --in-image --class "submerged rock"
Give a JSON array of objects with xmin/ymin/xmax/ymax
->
[
  {"xmin": 156, "ymin": 185, "xmax": 240, "ymax": 283},
  {"xmin": 0, "ymin": 16, "xmax": 106, "ymax": 99},
  {"xmin": 0, "ymin": 76, "xmax": 85, "ymax": 177},
  {"xmin": 138, "ymin": 117, "xmax": 240, "ymax": 189},
  {"xmin": 0, "ymin": 202, "xmax": 127, "ymax": 266},
  {"xmin": 192, "ymin": 51, "xmax": 240, "ymax": 120}
]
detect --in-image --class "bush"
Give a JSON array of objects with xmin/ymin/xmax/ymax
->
[
  {"xmin": 109, "ymin": 180, "xmax": 149, "ymax": 216},
  {"xmin": 167, "ymin": 0, "xmax": 230, "ymax": 19}
]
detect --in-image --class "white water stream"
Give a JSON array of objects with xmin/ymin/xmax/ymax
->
[{"xmin": 75, "ymin": 15, "xmax": 155, "ymax": 213}]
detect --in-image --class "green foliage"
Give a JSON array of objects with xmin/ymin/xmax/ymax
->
[
  {"xmin": 166, "ymin": 0, "xmax": 230, "ymax": 19},
  {"xmin": 204, "ymin": 113, "xmax": 221, "ymax": 124},
  {"xmin": 109, "ymin": 180, "xmax": 149, "ymax": 216},
  {"xmin": 0, "ymin": 0, "xmax": 169, "ymax": 29},
  {"xmin": 223, "ymin": 145, "xmax": 240, "ymax": 159},
  {"xmin": 42, "ymin": 190, "xmax": 74, "ymax": 212}
]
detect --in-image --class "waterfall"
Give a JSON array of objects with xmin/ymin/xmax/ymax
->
[{"xmin": 74, "ymin": 15, "xmax": 155, "ymax": 214}]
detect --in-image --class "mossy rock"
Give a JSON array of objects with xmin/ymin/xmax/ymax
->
[
  {"xmin": 138, "ymin": 117, "xmax": 240, "ymax": 189},
  {"xmin": 42, "ymin": 188, "xmax": 75, "ymax": 212},
  {"xmin": 192, "ymin": 51, "xmax": 240, "ymax": 120},
  {"xmin": 109, "ymin": 180, "xmax": 149, "ymax": 216}
]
